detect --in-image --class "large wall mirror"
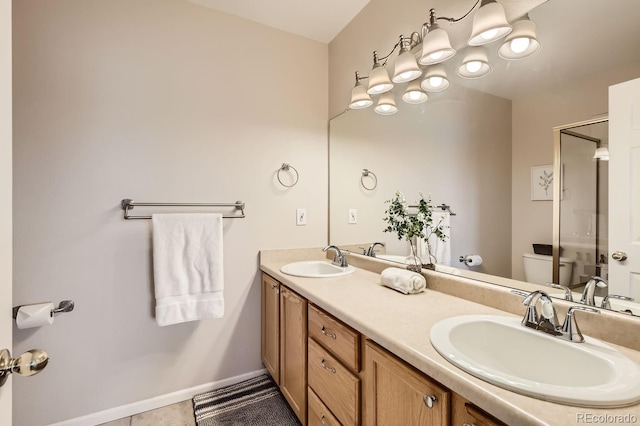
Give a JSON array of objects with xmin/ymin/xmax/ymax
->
[{"xmin": 328, "ymin": 0, "xmax": 640, "ymax": 314}]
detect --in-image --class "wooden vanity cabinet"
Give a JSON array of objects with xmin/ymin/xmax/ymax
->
[
  {"xmin": 261, "ymin": 274, "xmax": 280, "ymax": 383},
  {"xmin": 261, "ymin": 273, "xmax": 307, "ymax": 424},
  {"xmin": 451, "ymin": 393, "xmax": 507, "ymax": 426},
  {"xmin": 365, "ymin": 341, "xmax": 450, "ymax": 426},
  {"xmin": 307, "ymin": 304, "xmax": 362, "ymax": 425},
  {"xmin": 262, "ymin": 272, "xmax": 508, "ymax": 426},
  {"xmin": 280, "ymin": 285, "xmax": 308, "ymax": 424}
]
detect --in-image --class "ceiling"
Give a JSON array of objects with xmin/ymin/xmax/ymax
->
[
  {"xmin": 186, "ymin": 0, "xmax": 640, "ymax": 100},
  {"xmin": 187, "ymin": 0, "xmax": 371, "ymax": 43}
]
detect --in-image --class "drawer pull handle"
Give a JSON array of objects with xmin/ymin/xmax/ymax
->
[
  {"xmin": 321, "ymin": 325, "xmax": 337, "ymax": 339},
  {"xmin": 270, "ymin": 284, "xmax": 280, "ymax": 293},
  {"xmin": 423, "ymin": 394, "xmax": 437, "ymax": 408},
  {"xmin": 320, "ymin": 358, "xmax": 336, "ymax": 374},
  {"xmin": 321, "ymin": 413, "xmax": 327, "ymax": 425}
]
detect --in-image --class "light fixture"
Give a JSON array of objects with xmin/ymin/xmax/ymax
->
[
  {"xmin": 468, "ymin": 0, "xmax": 512, "ymax": 46},
  {"xmin": 402, "ymin": 79, "xmax": 428, "ymax": 104},
  {"xmin": 367, "ymin": 51, "xmax": 394, "ymax": 95},
  {"xmin": 593, "ymin": 147, "xmax": 610, "ymax": 161},
  {"xmin": 374, "ymin": 92, "xmax": 398, "ymax": 115},
  {"xmin": 420, "ymin": 64, "xmax": 450, "ymax": 92},
  {"xmin": 498, "ymin": 14, "xmax": 541, "ymax": 60},
  {"xmin": 349, "ymin": 72, "xmax": 373, "ymax": 109},
  {"xmin": 392, "ymin": 36, "xmax": 423, "ymax": 83},
  {"xmin": 347, "ymin": 0, "xmax": 542, "ymax": 113},
  {"xmin": 457, "ymin": 46, "xmax": 492, "ymax": 79},
  {"xmin": 419, "ymin": 9, "xmax": 456, "ymax": 66}
]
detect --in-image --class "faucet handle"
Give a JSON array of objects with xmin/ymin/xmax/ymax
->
[
  {"xmin": 543, "ymin": 282, "xmax": 574, "ymax": 301},
  {"xmin": 601, "ymin": 294, "xmax": 635, "ymax": 310},
  {"xmin": 561, "ymin": 306, "xmax": 600, "ymax": 343}
]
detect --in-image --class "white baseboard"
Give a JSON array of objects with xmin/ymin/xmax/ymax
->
[{"xmin": 48, "ymin": 368, "xmax": 268, "ymax": 426}]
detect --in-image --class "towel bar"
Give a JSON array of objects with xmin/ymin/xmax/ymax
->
[
  {"xmin": 408, "ymin": 203, "xmax": 457, "ymax": 216},
  {"xmin": 120, "ymin": 199, "xmax": 246, "ymax": 220}
]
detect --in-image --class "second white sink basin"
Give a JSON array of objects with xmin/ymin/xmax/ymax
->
[
  {"xmin": 280, "ymin": 260, "xmax": 355, "ymax": 278},
  {"xmin": 430, "ymin": 315, "xmax": 640, "ymax": 407}
]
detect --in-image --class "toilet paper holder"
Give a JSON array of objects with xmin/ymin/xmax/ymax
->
[
  {"xmin": 12, "ymin": 300, "xmax": 75, "ymax": 320},
  {"xmin": 459, "ymin": 255, "xmax": 482, "ymax": 266}
]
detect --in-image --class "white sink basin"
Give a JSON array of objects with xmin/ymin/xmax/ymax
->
[
  {"xmin": 280, "ymin": 261, "xmax": 355, "ymax": 278},
  {"xmin": 430, "ymin": 315, "xmax": 640, "ymax": 407}
]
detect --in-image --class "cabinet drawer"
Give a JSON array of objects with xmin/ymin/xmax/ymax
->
[
  {"xmin": 308, "ymin": 304, "xmax": 360, "ymax": 372},
  {"xmin": 308, "ymin": 338, "xmax": 360, "ymax": 426},
  {"xmin": 308, "ymin": 386, "xmax": 342, "ymax": 426},
  {"xmin": 452, "ymin": 393, "xmax": 507, "ymax": 426}
]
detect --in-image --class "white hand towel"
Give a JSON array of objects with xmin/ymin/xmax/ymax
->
[
  {"xmin": 380, "ymin": 267, "xmax": 427, "ymax": 295},
  {"xmin": 152, "ymin": 213, "xmax": 224, "ymax": 326},
  {"xmin": 418, "ymin": 211, "xmax": 451, "ymax": 266}
]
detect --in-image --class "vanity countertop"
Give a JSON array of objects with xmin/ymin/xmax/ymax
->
[{"xmin": 259, "ymin": 248, "xmax": 640, "ymax": 426}]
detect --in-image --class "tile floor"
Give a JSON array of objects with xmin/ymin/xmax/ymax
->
[{"xmin": 99, "ymin": 400, "xmax": 196, "ymax": 426}]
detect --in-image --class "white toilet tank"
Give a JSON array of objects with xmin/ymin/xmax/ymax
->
[{"xmin": 522, "ymin": 253, "xmax": 573, "ymax": 285}]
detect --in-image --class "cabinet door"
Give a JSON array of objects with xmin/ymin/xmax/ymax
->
[
  {"xmin": 365, "ymin": 341, "xmax": 450, "ymax": 426},
  {"xmin": 261, "ymin": 274, "xmax": 280, "ymax": 384},
  {"xmin": 451, "ymin": 393, "xmax": 507, "ymax": 426},
  {"xmin": 281, "ymin": 286, "xmax": 308, "ymax": 424}
]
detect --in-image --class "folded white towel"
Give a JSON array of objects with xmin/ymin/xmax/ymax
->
[
  {"xmin": 380, "ymin": 267, "xmax": 427, "ymax": 295},
  {"xmin": 152, "ymin": 213, "xmax": 224, "ymax": 326}
]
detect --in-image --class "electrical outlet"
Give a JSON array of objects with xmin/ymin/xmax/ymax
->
[
  {"xmin": 296, "ymin": 208, "xmax": 307, "ymax": 226},
  {"xmin": 348, "ymin": 208, "xmax": 358, "ymax": 224}
]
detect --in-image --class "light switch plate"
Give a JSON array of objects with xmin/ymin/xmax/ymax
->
[
  {"xmin": 296, "ymin": 208, "xmax": 307, "ymax": 226},
  {"xmin": 348, "ymin": 208, "xmax": 357, "ymax": 224}
]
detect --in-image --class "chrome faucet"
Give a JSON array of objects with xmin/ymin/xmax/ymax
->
[
  {"xmin": 580, "ymin": 276, "xmax": 608, "ymax": 306},
  {"xmin": 521, "ymin": 290, "xmax": 562, "ymax": 336},
  {"xmin": 520, "ymin": 290, "xmax": 600, "ymax": 342},
  {"xmin": 601, "ymin": 294, "xmax": 635, "ymax": 310},
  {"xmin": 543, "ymin": 282, "xmax": 574, "ymax": 301},
  {"xmin": 323, "ymin": 245, "xmax": 349, "ymax": 267},
  {"xmin": 366, "ymin": 242, "xmax": 385, "ymax": 257}
]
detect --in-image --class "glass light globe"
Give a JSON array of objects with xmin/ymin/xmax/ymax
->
[
  {"xmin": 481, "ymin": 28, "xmax": 499, "ymax": 40},
  {"xmin": 466, "ymin": 61, "xmax": 482, "ymax": 73},
  {"xmin": 510, "ymin": 37, "xmax": 530, "ymax": 53},
  {"xmin": 429, "ymin": 76, "xmax": 443, "ymax": 88}
]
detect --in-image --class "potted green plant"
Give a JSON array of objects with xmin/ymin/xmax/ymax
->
[{"xmin": 383, "ymin": 191, "xmax": 448, "ymax": 271}]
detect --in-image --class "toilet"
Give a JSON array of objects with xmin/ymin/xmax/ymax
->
[{"xmin": 522, "ymin": 253, "xmax": 574, "ymax": 285}]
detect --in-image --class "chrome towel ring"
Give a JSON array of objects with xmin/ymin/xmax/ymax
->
[
  {"xmin": 277, "ymin": 163, "xmax": 299, "ymax": 188},
  {"xmin": 361, "ymin": 169, "xmax": 378, "ymax": 190}
]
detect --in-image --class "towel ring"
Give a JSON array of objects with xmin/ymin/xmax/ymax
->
[
  {"xmin": 277, "ymin": 163, "xmax": 299, "ymax": 188},
  {"xmin": 361, "ymin": 169, "xmax": 377, "ymax": 191}
]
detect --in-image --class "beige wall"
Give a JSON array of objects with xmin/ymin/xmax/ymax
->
[
  {"xmin": 12, "ymin": 1, "xmax": 328, "ymax": 424},
  {"xmin": 510, "ymin": 61, "xmax": 640, "ymax": 281},
  {"xmin": 0, "ymin": 0, "xmax": 11, "ymax": 422}
]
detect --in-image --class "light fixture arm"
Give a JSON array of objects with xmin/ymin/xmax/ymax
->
[
  {"xmin": 354, "ymin": 71, "xmax": 369, "ymax": 84},
  {"xmin": 424, "ymin": 0, "xmax": 481, "ymax": 30}
]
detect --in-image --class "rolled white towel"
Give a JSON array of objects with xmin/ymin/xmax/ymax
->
[{"xmin": 380, "ymin": 267, "xmax": 427, "ymax": 295}]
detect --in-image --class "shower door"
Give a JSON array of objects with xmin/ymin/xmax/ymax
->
[{"xmin": 552, "ymin": 119, "xmax": 609, "ymax": 289}]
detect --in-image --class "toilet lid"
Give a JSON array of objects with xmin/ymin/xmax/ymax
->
[{"xmin": 522, "ymin": 252, "xmax": 574, "ymax": 264}]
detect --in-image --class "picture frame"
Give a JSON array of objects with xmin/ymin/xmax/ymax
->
[{"xmin": 531, "ymin": 165, "xmax": 554, "ymax": 201}]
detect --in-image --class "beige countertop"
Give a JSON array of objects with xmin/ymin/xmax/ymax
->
[{"xmin": 259, "ymin": 248, "xmax": 640, "ymax": 426}]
